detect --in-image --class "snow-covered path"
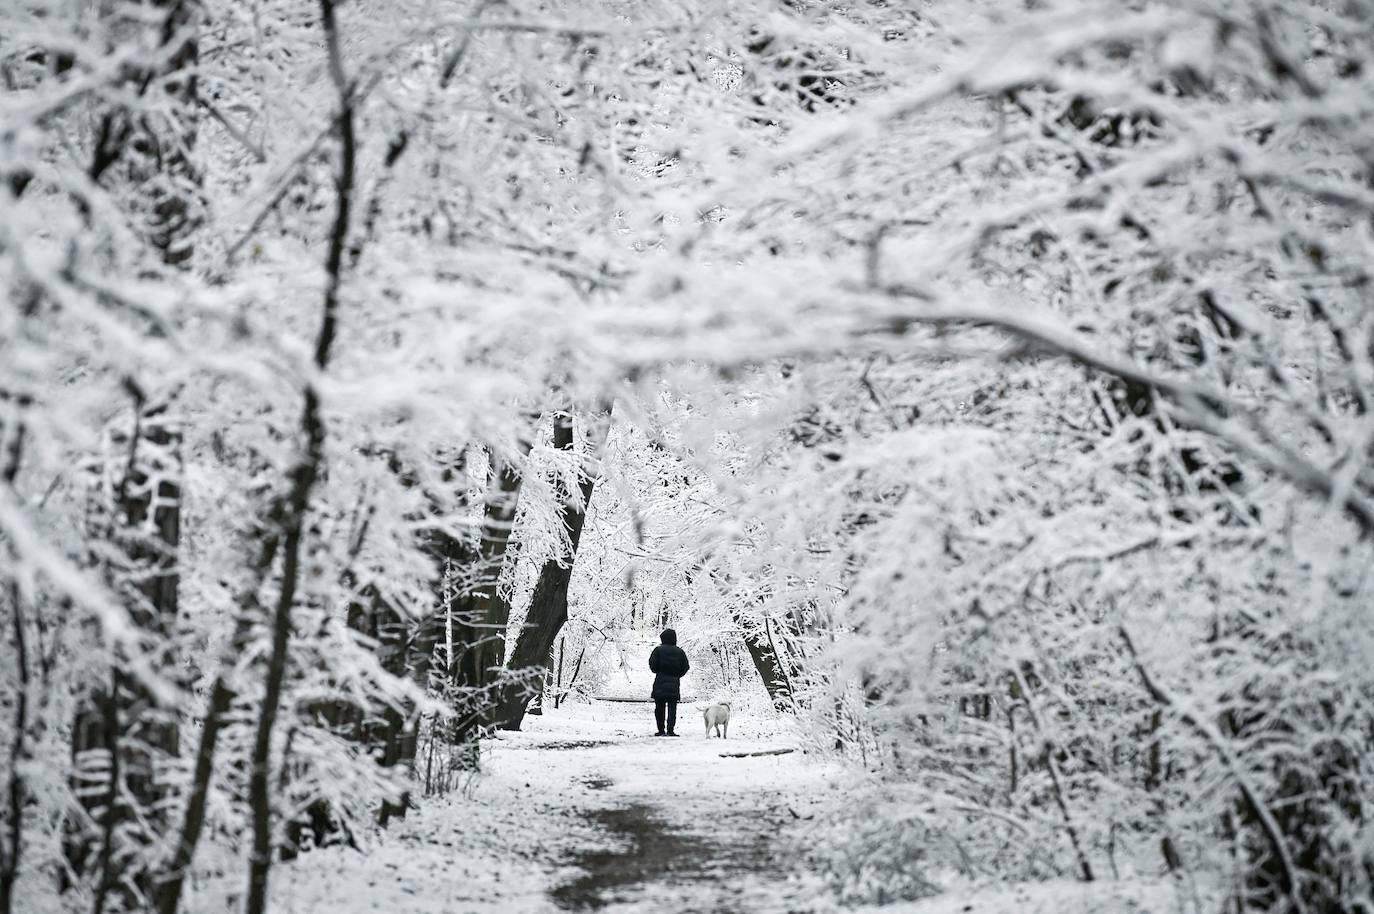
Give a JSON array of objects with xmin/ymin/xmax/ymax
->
[
  {"xmin": 258, "ymin": 700, "xmax": 1187, "ymax": 914},
  {"xmin": 524, "ymin": 706, "xmax": 834, "ymax": 913},
  {"xmin": 268, "ymin": 701, "xmax": 841, "ymax": 914}
]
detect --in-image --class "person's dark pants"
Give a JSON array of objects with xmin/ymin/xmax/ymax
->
[{"xmin": 654, "ymin": 698, "xmax": 677, "ymax": 734}]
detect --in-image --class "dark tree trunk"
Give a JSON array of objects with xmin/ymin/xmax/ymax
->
[
  {"xmin": 552, "ymin": 638, "xmax": 565, "ymax": 709},
  {"xmin": 1, "ymin": 581, "xmax": 27, "ymax": 914},
  {"xmin": 735, "ymin": 612, "xmax": 795, "ymax": 710},
  {"xmin": 340, "ymin": 585, "xmax": 413, "ymax": 827},
  {"xmin": 64, "ymin": 401, "xmax": 183, "ymax": 910},
  {"xmin": 447, "ymin": 447, "xmax": 529, "ymax": 745},
  {"xmin": 328, "ymin": 448, "xmax": 472, "ymax": 810},
  {"xmin": 60, "ymin": 0, "xmax": 197, "ymax": 898},
  {"xmin": 373, "ymin": 597, "xmax": 412, "ymax": 824},
  {"xmin": 241, "ymin": 1, "xmax": 352, "ymax": 908},
  {"xmin": 462, "ymin": 452, "xmax": 528, "ymax": 688},
  {"xmin": 285, "ymin": 531, "xmax": 426, "ymax": 842},
  {"xmin": 387, "ymin": 564, "xmax": 454, "ymax": 815},
  {"xmin": 326, "ymin": 461, "xmax": 475, "ymax": 825},
  {"xmin": 1, "ymin": 417, "xmax": 28, "ymax": 914},
  {"xmin": 155, "ymin": 605, "xmax": 256, "ymax": 914},
  {"xmin": 243, "ymin": 389, "xmax": 330, "ymax": 914},
  {"xmin": 65, "ymin": 0, "xmax": 199, "ymax": 900},
  {"xmin": 493, "ymin": 526, "xmax": 590, "ymax": 730},
  {"xmin": 492, "ymin": 413, "xmax": 603, "ymax": 731}
]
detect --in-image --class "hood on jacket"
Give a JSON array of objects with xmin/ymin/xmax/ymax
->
[{"xmin": 660, "ymin": 628, "xmax": 677, "ymax": 645}]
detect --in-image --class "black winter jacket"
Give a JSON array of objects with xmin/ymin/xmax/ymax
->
[{"xmin": 648, "ymin": 629, "xmax": 690, "ymax": 701}]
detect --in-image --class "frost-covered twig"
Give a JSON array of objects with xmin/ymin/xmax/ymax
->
[
  {"xmin": 866, "ymin": 294, "xmax": 1374, "ymax": 537},
  {"xmin": 1008, "ymin": 662, "xmax": 1094, "ymax": 882},
  {"xmin": 1118, "ymin": 624, "xmax": 1307, "ymax": 914},
  {"xmin": 243, "ymin": 0, "xmax": 355, "ymax": 909}
]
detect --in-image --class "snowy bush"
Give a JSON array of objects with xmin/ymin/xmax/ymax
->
[{"xmin": 807, "ymin": 795, "xmax": 947, "ymax": 906}]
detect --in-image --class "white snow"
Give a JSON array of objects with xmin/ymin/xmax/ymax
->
[
  {"xmin": 258, "ymin": 700, "xmax": 832, "ymax": 913},
  {"xmin": 255, "ymin": 701, "xmax": 1189, "ymax": 914}
]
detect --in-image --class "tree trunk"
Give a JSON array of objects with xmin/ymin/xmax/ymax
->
[
  {"xmin": 735, "ymin": 613, "xmax": 795, "ymax": 709},
  {"xmin": 553, "ymin": 637, "xmax": 565, "ymax": 710},
  {"xmin": 465, "ymin": 452, "xmax": 528, "ymax": 685},
  {"xmin": 492, "ymin": 413, "xmax": 604, "ymax": 731},
  {"xmin": 1, "ymin": 418, "xmax": 28, "ymax": 914},
  {"xmin": 390, "ymin": 556, "xmax": 455, "ymax": 805},
  {"xmin": 1, "ymin": 580, "xmax": 27, "ymax": 914},
  {"xmin": 343, "ymin": 585, "xmax": 413, "ymax": 827},
  {"xmin": 65, "ymin": 401, "xmax": 183, "ymax": 910},
  {"xmin": 65, "ymin": 0, "xmax": 198, "ymax": 900},
  {"xmin": 243, "ymin": 1, "xmax": 352, "ymax": 907},
  {"xmin": 447, "ymin": 446, "xmax": 529, "ymax": 744}
]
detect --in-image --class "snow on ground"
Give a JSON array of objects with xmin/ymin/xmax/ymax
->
[
  {"xmin": 847, "ymin": 878, "xmax": 1192, "ymax": 914},
  {"xmin": 265, "ymin": 700, "xmax": 1193, "ymax": 914},
  {"xmin": 266, "ymin": 699, "xmax": 839, "ymax": 914}
]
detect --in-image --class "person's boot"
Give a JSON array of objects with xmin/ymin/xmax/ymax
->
[{"xmin": 665, "ymin": 731, "xmax": 679, "ymax": 737}]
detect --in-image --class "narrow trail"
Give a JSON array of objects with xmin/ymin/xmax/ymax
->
[
  {"xmin": 266, "ymin": 702, "xmax": 1175, "ymax": 914},
  {"xmin": 548, "ymin": 798, "xmax": 774, "ymax": 910},
  {"xmin": 269, "ymin": 701, "xmax": 841, "ymax": 914},
  {"xmin": 498, "ymin": 703, "xmax": 835, "ymax": 913}
]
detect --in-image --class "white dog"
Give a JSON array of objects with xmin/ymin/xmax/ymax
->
[{"xmin": 701, "ymin": 701, "xmax": 731, "ymax": 738}]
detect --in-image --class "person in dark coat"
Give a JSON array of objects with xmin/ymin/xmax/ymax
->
[{"xmin": 648, "ymin": 628, "xmax": 690, "ymax": 736}]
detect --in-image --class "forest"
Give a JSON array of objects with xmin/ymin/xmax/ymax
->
[{"xmin": 2, "ymin": 0, "xmax": 1373, "ymax": 912}]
